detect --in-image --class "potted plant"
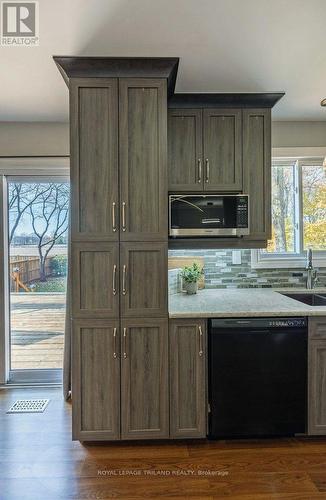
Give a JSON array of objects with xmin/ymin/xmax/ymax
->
[{"xmin": 180, "ymin": 263, "xmax": 204, "ymax": 295}]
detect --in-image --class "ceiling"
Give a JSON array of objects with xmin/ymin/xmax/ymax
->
[{"xmin": 1, "ymin": 0, "xmax": 326, "ymax": 122}]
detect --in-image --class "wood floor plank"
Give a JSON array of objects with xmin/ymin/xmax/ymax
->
[{"xmin": 1, "ymin": 387, "xmax": 326, "ymax": 499}]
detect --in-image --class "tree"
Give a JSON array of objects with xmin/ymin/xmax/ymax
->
[
  {"xmin": 8, "ymin": 183, "xmax": 52, "ymax": 244},
  {"xmin": 29, "ymin": 183, "xmax": 69, "ymax": 281},
  {"xmin": 8, "ymin": 182, "xmax": 69, "ymax": 282},
  {"xmin": 270, "ymin": 166, "xmax": 294, "ymax": 252}
]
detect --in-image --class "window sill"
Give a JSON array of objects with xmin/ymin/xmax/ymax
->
[{"xmin": 251, "ymin": 250, "xmax": 326, "ymax": 269}]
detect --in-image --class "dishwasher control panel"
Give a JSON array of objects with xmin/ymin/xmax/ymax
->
[
  {"xmin": 268, "ymin": 318, "xmax": 307, "ymax": 328},
  {"xmin": 210, "ymin": 317, "xmax": 307, "ymax": 330}
]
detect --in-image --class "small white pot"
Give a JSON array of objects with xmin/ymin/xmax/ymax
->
[{"xmin": 184, "ymin": 281, "xmax": 198, "ymax": 295}]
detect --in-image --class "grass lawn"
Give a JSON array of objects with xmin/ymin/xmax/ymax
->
[{"xmin": 32, "ymin": 277, "xmax": 67, "ymax": 293}]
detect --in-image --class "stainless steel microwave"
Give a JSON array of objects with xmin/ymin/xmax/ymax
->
[{"xmin": 169, "ymin": 194, "xmax": 250, "ymax": 237}]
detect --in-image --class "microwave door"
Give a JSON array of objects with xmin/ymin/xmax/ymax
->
[
  {"xmin": 169, "ymin": 194, "xmax": 250, "ymax": 237},
  {"xmin": 200, "ymin": 199, "xmax": 224, "ymax": 227},
  {"xmin": 170, "ymin": 196, "xmax": 225, "ymax": 230},
  {"xmin": 170, "ymin": 197, "xmax": 204, "ymax": 230}
]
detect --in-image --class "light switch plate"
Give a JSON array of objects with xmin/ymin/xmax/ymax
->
[{"xmin": 232, "ymin": 250, "xmax": 242, "ymax": 265}]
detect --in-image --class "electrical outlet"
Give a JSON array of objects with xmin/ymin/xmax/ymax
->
[{"xmin": 232, "ymin": 250, "xmax": 242, "ymax": 265}]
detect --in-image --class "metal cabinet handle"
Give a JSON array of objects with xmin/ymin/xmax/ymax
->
[
  {"xmin": 205, "ymin": 159, "xmax": 210, "ymax": 183},
  {"xmin": 112, "ymin": 202, "xmax": 117, "ymax": 232},
  {"xmin": 112, "ymin": 264, "xmax": 117, "ymax": 295},
  {"xmin": 123, "ymin": 327, "xmax": 127, "ymax": 359},
  {"xmin": 198, "ymin": 325, "xmax": 203, "ymax": 357},
  {"xmin": 122, "ymin": 201, "xmax": 126, "ymax": 232},
  {"xmin": 113, "ymin": 327, "xmax": 118, "ymax": 359},
  {"xmin": 198, "ymin": 159, "xmax": 202, "ymax": 183},
  {"xmin": 122, "ymin": 265, "xmax": 127, "ymax": 295}
]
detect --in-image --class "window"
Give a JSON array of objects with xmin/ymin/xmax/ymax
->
[
  {"xmin": 252, "ymin": 157, "xmax": 326, "ymax": 268},
  {"xmin": 0, "ymin": 157, "xmax": 69, "ymax": 385}
]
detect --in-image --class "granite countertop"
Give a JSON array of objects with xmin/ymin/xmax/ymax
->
[{"xmin": 169, "ymin": 288, "xmax": 326, "ymax": 318}]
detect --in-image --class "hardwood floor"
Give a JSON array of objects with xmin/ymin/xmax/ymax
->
[{"xmin": 1, "ymin": 387, "xmax": 326, "ymax": 499}]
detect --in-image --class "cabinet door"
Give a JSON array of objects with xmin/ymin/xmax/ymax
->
[
  {"xmin": 72, "ymin": 320, "xmax": 120, "ymax": 441},
  {"xmin": 170, "ymin": 319, "xmax": 207, "ymax": 438},
  {"xmin": 308, "ymin": 339, "xmax": 326, "ymax": 435},
  {"xmin": 120, "ymin": 242, "xmax": 167, "ymax": 318},
  {"xmin": 119, "ymin": 78, "xmax": 167, "ymax": 241},
  {"xmin": 203, "ymin": 109, "xmax": 242, "ymax": 191},
  {"xmin": 121, "ymin": 318, "xmax": 169, "ymax": 439},
  {"xmin": 70, "ymin": 78, "xmax": 119, "ymax": 241},
  {"xmin": 72, "ymin": 242, "xmax": 119, "ymax": 319},
  {"xmin": 243, "ymin": 109, "xmax": 272, "ymax": 241},
  {"xmin": 168, "ymin": 109, "xmax": 203, "ymax": 191}
]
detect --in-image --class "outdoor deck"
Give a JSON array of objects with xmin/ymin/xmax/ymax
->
[{"xmin": 11, "ymin": 293, "xmax": 65, "ymax": 369}]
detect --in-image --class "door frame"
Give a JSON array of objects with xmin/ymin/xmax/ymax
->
[{"xmin": 0, "ymin": 157, "xmax": 69, "ymax": 385}]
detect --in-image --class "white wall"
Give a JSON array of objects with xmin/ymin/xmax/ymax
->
[
  {"xmin": 0, "ymin": 120, "xmax": 325, "ymax": 156},
  {"xmin": 0, "ymin": 122, "xmax": 69, "ymax": 156},
  {"xmin": 272, "ymin": 121, "xmax": 326, "ymax": 148}
]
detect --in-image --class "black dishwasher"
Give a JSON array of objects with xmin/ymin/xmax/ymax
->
[{"xmin": 208, "ymin": 317, "xmax": 307, "ymax": 438}]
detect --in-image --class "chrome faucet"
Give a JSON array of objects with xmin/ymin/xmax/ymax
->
[{"xmin": 306, "ymin": 248, "xmax": 318, "ymax": 289}]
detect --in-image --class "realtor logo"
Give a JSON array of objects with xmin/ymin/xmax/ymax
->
[{"xmin": 1, "ymin": 1, "xmax": 39, "ymax": 46}]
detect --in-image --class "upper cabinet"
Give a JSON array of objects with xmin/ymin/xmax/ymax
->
[
  {"xmin": 56, "ymin": 57, "xmax": 180, "ymax": 243},
  {"xmin": 203, "ymin": 109, "xmax": 242, "ymax": 191},
  {"xmin": 168, "ymin": 108, "xmax": 242, "ymax": 192},
  {"xmin": 242, "ymin": 109, "xmax": 272, "ymax": 241},
  {"xmin": 168, "ymin": 109, "xmax": 203, "ymax": 191},
  {"xmin": 168, "ymin": 93, "xmax": 284, "ymax": 248},
  {"xmin": 119, "ymin": 79, "xmax": 168, "ymax": 241},
  {"xmin": 70, "ymin": 78, "xmax": 119, "ymax": 241},
  {"xmin": 70, "ymin": 77, "xmax": 167, "ymax": 242}
]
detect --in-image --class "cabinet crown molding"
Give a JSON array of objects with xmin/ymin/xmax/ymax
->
[
  {"xmin": 168, "ymin": 92, "xmax": 285, "ymax": 108},
  {"xmin": 53, "ymin": 56, "xmax": 179, "ymax": 96}
]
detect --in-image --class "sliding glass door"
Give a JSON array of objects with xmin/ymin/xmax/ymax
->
[{"xmin": 7, "ymin": 176, "xmax": 69, "ymax": 383}]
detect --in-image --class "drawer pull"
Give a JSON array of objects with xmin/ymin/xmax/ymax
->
[
  {"xmin": 198, "ymin": 325, "xmax": 203, "ymax": 356},
  {"xmin": 205, "ymin": 159, "xmax": 210, "ymax": 183},
  {"xmin": 112, "ymin": 202, "xmax": 117, "ymax": 232},
  {"xmin": 123, "ymin": 328, "xmax": 127, "ymax": 359},
  {"xmin": 113, "ymin": 328, "xmax": 118, "ymax": 359},
  {"xmin": 122, "ymin": 265, "xmax": 127, "ymax": 295},
  {"xmin": 198, "ymin": 159, "xmax": 202, "ymax": 183},
  {"xmin": 112, "ymin": 264, "xmax": 117, "ymax": 295}
]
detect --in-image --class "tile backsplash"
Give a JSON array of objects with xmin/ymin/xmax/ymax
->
[{"xmin": 168, "ymin": 249, "xmax": 326, "ymax": 294}]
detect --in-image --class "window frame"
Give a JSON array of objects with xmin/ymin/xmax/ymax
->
[
  {"xmin": 252, "ymin": 156, "xmax": 326, "ymax": 269},
  {"xmin": 0, "ymin": 157, "xmax": 69, "ymax": 385}
]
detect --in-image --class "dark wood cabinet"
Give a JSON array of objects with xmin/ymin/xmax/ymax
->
[
  {"xmin": 57, "ymin": 58, "xmax": 175, "ymax": 442},
  {"xmin": 203, "ymin": 109, "xmax": 242, "ymax": 191},
  {"xmin": 121, "ymin": 318, "xmax": 169, "ymax": 439},
  {"xmin": 168, "ymin": 109, "xmax": 203, "ymax": 191},
  {"xmin": 70, "ymin": 78, "xmax": 119, "ymax": 241},
  {"xmin": 242, "ymin": 108, "xmax": 272, "ymax": 242},
  {"xmin": 169, "ymin": 319, "xmax": 207, "ymax": 438},
  {"xmin": 73, "ymin": 318, "xmax": 170, "ymax": 442},
  {"xmin": 119, "ymin": 79, "xmax": 167, "ymax": 241},
  {"xmin": 167, "ymin": 95, "xmax": 282, "ymax": 248},
  {"xmin": 55, "ymin": 57, "xmax": 283, "ymax": 442},
  {"xmin": 168, "ymin": 108, "xmax": 242, "ymax": 192},
  {"xmin": 72, "ymin": 242, "xmax": 119, "ymax": 319},
  {"xmin": 72, "ymin": 320, "xmax": 120, "ymax": 441},
  {"xmin": 120, "ymin": 242, "xmax": 167, "ymax": 318},
  {"xmin": 308, "ymin": 318, "xmax": 326, "ymax": 435}
]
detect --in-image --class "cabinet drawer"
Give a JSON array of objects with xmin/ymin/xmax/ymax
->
[{"xmin": 309, "ymin": 317, "xmax": 326, "ymax": 339}]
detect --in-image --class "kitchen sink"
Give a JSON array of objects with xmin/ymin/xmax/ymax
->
[{"xmin": 280, "ymin": 293, "xmax": 326, "ymax": 306}]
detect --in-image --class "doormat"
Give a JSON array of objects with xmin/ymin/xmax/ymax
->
[{"xmin": 7, "ymin": 399, "xmax": 50, "ymax": 413}]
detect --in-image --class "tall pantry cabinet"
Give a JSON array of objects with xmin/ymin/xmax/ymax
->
[{"xmin": 54, "ymin": 57, "xmax": 179, "ymax": 441}]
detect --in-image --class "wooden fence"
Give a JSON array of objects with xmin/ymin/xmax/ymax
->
[{"xmin": 10, "ymin": 256, "xmax": 53, "ymax": 291}]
